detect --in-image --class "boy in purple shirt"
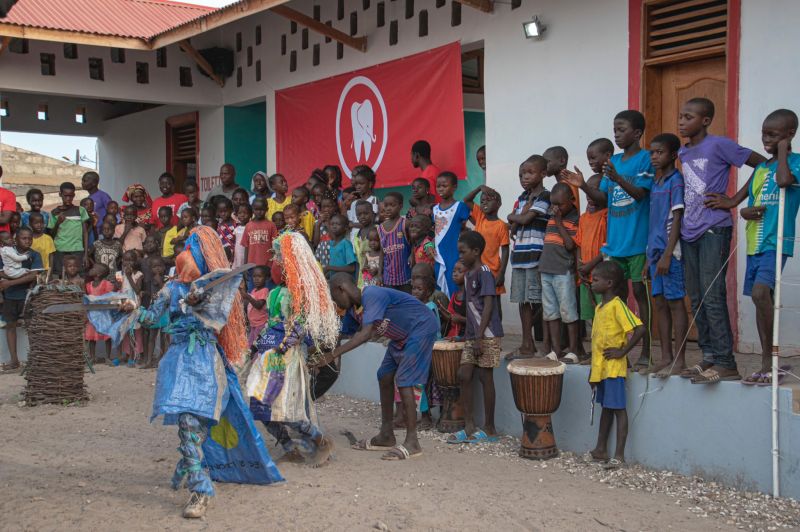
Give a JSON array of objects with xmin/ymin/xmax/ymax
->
[
  {"xmin": 677, "ymin": 97, "xmax": 765, "ymax": 382},
  {"xmin": 82, "ymin": 171, "xmax": 112, "ymax": 234},
  {"xmin": 324, "ymin": 276, "xmax": 439, "ymax": 460}
]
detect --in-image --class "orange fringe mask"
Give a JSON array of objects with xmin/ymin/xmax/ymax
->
[
  {"xmin": 274, "ymin": 232, "xmax": 340, "ymax": 349},
  {"xmin": 182, "ymin": 226, "xmax": 249, "ymax": 365}
]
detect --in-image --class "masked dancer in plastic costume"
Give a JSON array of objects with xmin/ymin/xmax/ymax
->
[
  {"xmin": 88, "ymin": 226, "xmax": 283, "ymax": 518},
  {"xmin": 246, "ymin": 231, "xmax": 340, "ymax": 467}
]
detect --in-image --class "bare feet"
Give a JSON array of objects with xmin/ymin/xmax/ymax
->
[
  {"xmin": 651, "ymin": 361, "xmax": 686, "ymax": 378},
  {"xmin": 587, "ymin": 448, "xmax": 608, "ymax": 462},
  {"xmin": 505, "ymin": 347, "xmax": 537, "ymax": 361}
]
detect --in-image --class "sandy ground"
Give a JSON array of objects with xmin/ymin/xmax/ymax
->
[{"xmin": 0, "ymin": 365, "xmax": 793, "ymax": 532}]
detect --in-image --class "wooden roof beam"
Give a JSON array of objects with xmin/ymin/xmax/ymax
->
[
  {"xmin": 0, "ymin": 22, "xmax": 151, "ymax": 49},
  {"xmin": 179, "ymin": 39, "xmax": 224, "ymax": 87},
  {"xmin": 150, "ymin": 0, "xmax": 290, "ymax": 50},
  {"xmin": 271, "ymin": 5, "xmax": 367, "ymax": 52},
  {"xmin": 454, "ymin": 0, "xmax": 493, "ymax": 13}
]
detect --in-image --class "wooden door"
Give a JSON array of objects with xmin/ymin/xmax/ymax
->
[
  {"xmin": 644, "ymin": 55, "xmax": 726, "ymax": 342},
  {"xmin": 165, "ymin": 112, "xmax": 199, "ymax": 192},
  {"xmin": 661, "ymin": 57, "xmax": 726, "ymax": 136}
]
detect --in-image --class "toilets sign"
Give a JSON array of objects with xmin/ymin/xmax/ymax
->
[{"xmin": 276, "ymin": 43, "xmax": 465, "ymax": 188}]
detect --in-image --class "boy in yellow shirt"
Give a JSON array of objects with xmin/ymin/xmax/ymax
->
[
  {"xmin": 29, "ymin": 212, "xmax": 55, "ymax": 270},
  {"xmin": 587, "ymin": 260, "xmax": 645, "ymax": 468}
]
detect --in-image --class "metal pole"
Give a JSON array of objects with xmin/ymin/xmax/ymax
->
[{"xmin": 771, "ymin": 186, "xmax": 785, "ymax": 498}]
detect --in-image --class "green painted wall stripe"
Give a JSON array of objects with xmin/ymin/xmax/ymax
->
[{"xmin": 224, "ymin": 102, "xmax": 267, "ymax": 190}]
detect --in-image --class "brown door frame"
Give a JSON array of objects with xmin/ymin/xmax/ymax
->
[{"xmin": 628, "ymin": 0, "xmax": 742, "ymax": 345}]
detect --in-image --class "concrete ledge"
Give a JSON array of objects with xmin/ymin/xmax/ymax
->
[{"xmin": 330, "ymin": 341, "xmax": 800, "ymax": 498}]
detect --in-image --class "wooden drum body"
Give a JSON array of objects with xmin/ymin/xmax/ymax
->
[
  {"xmin": 431, "ymin": 341, "xmax": 465, "ymax": 433},
  {"xmin": 507, "ymin": 359, "xmax": 565, "ymax": 460}
]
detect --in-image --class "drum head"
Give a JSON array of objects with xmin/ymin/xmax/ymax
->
[
  {"xmin": 433, "ymin": 340, "xmax": 465, "ymax": 351},
  {"xmin": 507, "ymin": 358, "xmax": 566, "ymax": 376}
]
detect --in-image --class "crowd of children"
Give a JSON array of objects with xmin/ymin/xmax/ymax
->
[{"xmin": 0, "ymin": 102, "xmax": 797, "ymax": 468}]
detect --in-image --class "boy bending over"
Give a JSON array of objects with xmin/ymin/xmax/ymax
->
[{"xmin": 323, "ymin": 275, "xmax": 439, "ymax": 460}]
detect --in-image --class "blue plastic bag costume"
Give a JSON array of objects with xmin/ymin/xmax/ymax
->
[{"xmin": 88, "ymin": 233, "xmax": 283, "ymax": 499}]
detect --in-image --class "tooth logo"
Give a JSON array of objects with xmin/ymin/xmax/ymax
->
[
  {"xmin": 351, "ymin": 100, "xmax": 376, "ymax": 161},
  {"xmin": 336, "ymin": 76, "xmax": 388, "ymax": 179}
]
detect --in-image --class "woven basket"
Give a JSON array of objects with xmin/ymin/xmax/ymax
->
[{"xmin": 23, "ymin": 285, "xmax": 88, "ymax": 405}]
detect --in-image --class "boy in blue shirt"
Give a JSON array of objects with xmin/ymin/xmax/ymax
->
[
  {"xmin": 646, "ymin": 133, "xmax": 689, "ymax": 378},
  {"xmin": 580, "ymin": 110, "xmax": 654, "ymax": 369},
  {"xmin": 739, "ymin": 109, "xmax": 800, "ymax": 386}
]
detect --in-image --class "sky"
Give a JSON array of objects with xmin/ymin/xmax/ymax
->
[
  {"xmin": 0, "ymin": 0, "xmax": 237, "ymax": 170},
  {"xmin": 1, "ymin": 131, "xmax": 98, "ymax": 168}
]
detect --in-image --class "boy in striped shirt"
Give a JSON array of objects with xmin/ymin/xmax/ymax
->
[
  {"xmin": 507, "ymin": 155, "xmax": 550, "ymax": 359},
  {"xmin": 538, "ymin": 183, "xmax": 580, "ymax": 363}
]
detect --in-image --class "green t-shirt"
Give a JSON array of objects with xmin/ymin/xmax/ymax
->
[{"xmin": 47, "ymin": 206, "xmax": 89, "ymax": 252}]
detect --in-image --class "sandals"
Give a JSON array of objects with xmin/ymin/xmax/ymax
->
[
  {"xmin": 604, "ymin": 458, "xmax": 625, "ymax": 470},
  {"xmin": 351, "ymin": 438, "xmax": 395, "ymax": 451},
  {"xmin": 691, "ymin": 367, "xmax": 741, "ymax": 384},
  {"xmin": 469, "ymin": 430, "xmax": 499, "ymax": 443},
  {"xmin": 381, "ymin": 444, "xmax": 422, "ymax": 461},
  {"xmin": 0, "ymin": 363, "xmax": 20, "ymax": 374},
  {"xmin": 742, "ymin": 366, "xmax": 791, "ymax": 386},
  {"xmin": 680, "ymin": 364, "xmax": 708, "ymax": 379},
  {"xmin": 560, "ymin": 353, "xmax": 579, "ymax": 365},
  {"xmin": 447, "ymin": 429, "xmax": 471, "ymax": 444},
  {"xmin": 544, "ymin": 352, "xmax": 558, "ymax": 361}
]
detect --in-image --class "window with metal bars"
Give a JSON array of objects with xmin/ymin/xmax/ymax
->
[{"xmin": 644, "ymin": 0, "xmax": 728, "ymax": 62}]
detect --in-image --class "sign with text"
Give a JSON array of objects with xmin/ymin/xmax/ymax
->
[
  {"xmin": 200, "ymin": 175, "xmax": 221, "ymax": 196},
  {"xmin": 276, "ymin": 42, "xmax": 466, "ymax": 188}
]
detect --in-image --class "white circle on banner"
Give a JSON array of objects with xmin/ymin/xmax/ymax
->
[{"xmin": 335, "ymin": 75, "xmax": 389, "ymax": 179}]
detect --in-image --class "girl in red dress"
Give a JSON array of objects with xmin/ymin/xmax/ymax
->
[{"xmin": 85, "ymin": 263, "xmax": 115, "ymax": 364}]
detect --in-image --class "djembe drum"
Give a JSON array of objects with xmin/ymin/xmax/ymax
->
[
  {"xmin": 507, "ymin": 358, "xmax": 565, "ymax": 459},
  {"xmin": 431, "ymin": 340, "xmax": 465, "ymax": 433}
]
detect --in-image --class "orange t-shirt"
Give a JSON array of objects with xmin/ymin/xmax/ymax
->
[
  {"xmin": 575, "ymin": 208, "xmax": 607, "ymax": 281},
  {"xmin": 471, "ymin": 204, "xmax": 510, "ymax": 294},
  {"xmin": 564, "ymin": 181, "xmax": 581, "ymax": 213}
]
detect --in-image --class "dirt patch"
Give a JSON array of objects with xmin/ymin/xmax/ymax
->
[{"xmin": 0, "ymin": 365, "xmax": 794, "ymax": 531}]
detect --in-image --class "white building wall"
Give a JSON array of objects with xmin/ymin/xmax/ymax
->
[
  {"xmin": 737, "ymin": 0, "xmax": 800, "ymax": 353},
  {"xmin": 0, "ymin": 92, "xmax": 105, "ymax": 137},
  {"xmin": 0, "ymin": 39, "xmax": 221, "ymax": 107},
  {"xmin": 98, "ymin": 105, "xmax": 224, "ymax": 202}
]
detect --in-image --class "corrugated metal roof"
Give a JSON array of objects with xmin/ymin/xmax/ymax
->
[{"xmin": 4, "ymin": 0, "xmax": 215, "ymax": 40}]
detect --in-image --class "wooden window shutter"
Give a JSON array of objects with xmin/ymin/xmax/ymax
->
[{"xmin": 644, "ymin": 0, "xmax": 727, "ymax": 64}]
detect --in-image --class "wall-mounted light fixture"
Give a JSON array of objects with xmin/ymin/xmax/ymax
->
[{"xmin": 523, "ymin": 15, "xmax": 546, "ymax": 39}]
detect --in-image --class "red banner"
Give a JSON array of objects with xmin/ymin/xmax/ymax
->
[{"xmin": 276, "ymin": 43, "xmax": 466, "ymax": 188}]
